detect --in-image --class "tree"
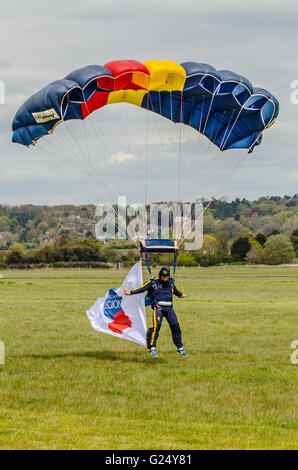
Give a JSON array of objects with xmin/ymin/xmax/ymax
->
[
  {"xmin": 203, "ymin": 213, "xmax": 217, "ymax": 233},
  {"xmin": 267, "ymin": 229, "xmax": 280, "ymax": 237},
  {"xmin": 37, "ymin": 221, "xmax": 49, "ymax": 234},
  {"xmin": 214, "ymin": 228, "xmax": 230, "ymax": 252},
  {"xmin": 5, "ymin": 243, "xmax": 26, "ymax": 264},
  {"xmin": 255, "ymin": 233, "xmax": 267, "ymax": 247},
  {"xmin": 231, "ymin": 236, "xmax": 251, "ymax": 261},
  {"xmin": 26, "ymin": 228, "xmax": 41, "ymax": 242},
  {"xmin": 177, "ymin": 252, "xmax": 198, "ymax": 267},
  {"xmin": 263, "ymin": 234, "xmax": 295, "ymax": 265},
  {"xmin": 245, "ymin": 246, "xmax": 263, "ymax": 264},
  {"xmin": 202, "ymin": 234, "xmax": 217, "ymax": 254},
  {"xmin": 290, "ymin": 229, "xmax": 298, "ymax": 256}
]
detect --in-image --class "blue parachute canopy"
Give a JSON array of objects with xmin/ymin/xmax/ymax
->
[{"xmin": 12, "ymin": 59, "xmax": 279, "ymax": 153}]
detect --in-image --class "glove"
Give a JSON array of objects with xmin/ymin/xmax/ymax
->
[{"xmin": 124, "ymin": 288, "xmax": 131, "ymax": 296}]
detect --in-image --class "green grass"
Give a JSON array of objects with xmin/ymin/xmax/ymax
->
[{"xmin": 0, "ymin": 265, "xmax": 297, "ymax": 449}]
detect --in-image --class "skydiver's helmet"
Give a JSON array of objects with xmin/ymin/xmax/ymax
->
[{"xmin": 159, "ymin": 267, "xmax": 170, "ymax": 285}]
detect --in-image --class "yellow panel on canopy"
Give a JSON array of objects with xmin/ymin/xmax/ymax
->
[
  {"xmin": 107, "ymin": 89, "xmax": 148, "ymax": 107},
  {"xmin": 143, "ymin": 60, "xmax": 186, "ymax": 92}
]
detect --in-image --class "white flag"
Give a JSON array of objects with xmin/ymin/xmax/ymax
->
[{"xmin": 86, "ymin": 260, "xmax": 147, "ymax": 347}]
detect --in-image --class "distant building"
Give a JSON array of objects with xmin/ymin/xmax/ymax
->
[{"xmin": 40, "ymin": 237, "xmax": 55, "ymax": 245}]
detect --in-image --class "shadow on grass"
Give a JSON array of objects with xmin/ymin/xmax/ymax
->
[{"xmin": 18, "ymin": 350, "xmax": 167, "ymax": 364}]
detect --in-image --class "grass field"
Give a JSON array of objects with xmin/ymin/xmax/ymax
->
[{"xmin": 0, "ymin": 265, "xmax": 297, "ymax": 449}]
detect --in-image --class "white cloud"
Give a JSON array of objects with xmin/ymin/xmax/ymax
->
[{"xmin": 109, "ymin": 151, "xmax": 137, "ymax": 164}]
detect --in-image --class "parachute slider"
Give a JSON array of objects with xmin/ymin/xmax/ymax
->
[{"xmin": 139, "ymin": 239, "xmax": 178, "ymax": 253}]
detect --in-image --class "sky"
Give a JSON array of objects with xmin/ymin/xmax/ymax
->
[{"xmin": 0, "ymin": 0, "xmax": 297, "ymax": 206}]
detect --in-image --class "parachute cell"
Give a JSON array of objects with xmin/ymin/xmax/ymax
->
[{"xmin": 12, "ymin": 59, "xmax": 279, "ymax": 152}]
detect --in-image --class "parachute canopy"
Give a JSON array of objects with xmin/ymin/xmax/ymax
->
[{"xmin": 12, "ymin": 59, "xmax": 279, "ymax": 152}]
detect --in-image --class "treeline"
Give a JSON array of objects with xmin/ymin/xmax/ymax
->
[
  {"xmin": 0, "ymin": 194, "xmax": 298, "ymax": 251},
  {"xmin": 0, "ymin": 236, "xmax": 138, "ymax": 269},
  {"xmin": 149, "ymin": 230, "xmax": 297, "ymax": 267},
  {"xmin": 0, "ymin": 230, "xmax": 297, "ymax": 269},
  {"xmin": 0, "ymin": 194, "xmax": 297, "ymax": 267}
]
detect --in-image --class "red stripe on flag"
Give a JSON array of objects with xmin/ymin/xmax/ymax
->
[{"xmin": 108, "ymin": 310, "xmax": 132, "ymax": 334}]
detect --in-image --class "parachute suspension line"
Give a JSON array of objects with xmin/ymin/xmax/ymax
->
[
  {"xmin": 62, "ymin": 120, "xmax": 114, "ymax": 202},
  {"xmin": 52, "ymin": 125, "xmax": 84, "ymax": 167},
  {"xmin": 184, "ymin": 105, "xmax": 236, "ymax": 186},
  {"xmin": 173, "ymin": 250, "xmax": 179, "ymax": 281},
  {"xmin": 36, "ymin": 133, "xmax": 92, "ymax": 179},
  {"xmin": 181, "ymin": 94, "xmax": 215, "ymax": 183},
  {"xmin": 28, "ymin": 143, "xmax": 87, "ymax": 177},
  {"xmin": 188, "ymin": 95, "xmax": 210, "ymax": 172},
  {"xmin": 92, "ymin": 104, "xmax": 119, "ymax": 164},
  {"xmin": 79, "ymin": 105, "xmax": 112, "ymax": 171},
  {"xmin": 29, "ymin": 139, "xmax": 125, "ymax": 243},
  {"xmin": 71, "ymin": 105, "xmax": 118, "ymax": 200},
  {"xmin": 61, "ymin": 119, "xmax": 139, "ymax": 247},
  {"xmin": 248, "ymin": 130, "xmax": 264, "ymax": 153},
  {"xmin": 157, "ymin": 92, "xmax": 166, "ymax": 152},
  {"xmin": 140, "ymin": 250, "xmax": 153, "ymax": 278},
  {"xmin": 145, "ymin": 94, "xmax": 149, "ymax": 206},
  {"xmin": 148, "ymin": 93, "xmax": 167, "ymax": 155},
  {"xmin": 28, "ymin": 143, "xmax": 106, "ymax": 200},
  {"xmin": 177, "ymin": 91, "xmax": 184, "ymax": 203},
  {"xmin": 195, "ymin": 93, "xmax": 220, "ymax": 161},
  {"xmin": 121, "ymin": 103, "xmax": 131, "ymax": 155},
  {"xmin": 35, "ymin": 138, "xmax": 137, "ymax": 247},
  {"xmin": 180, "ymin": 92, "xmax": 215, "ymax": 179},
  {"xmin": 63, "ymin": 120, "xmax": 89, "ymax": 162},
  {"xmin": 184, "ymin": 111, "xmax": 230, "ymax": 180},
  {"xmin": 61, "ymin": 118, "xmax": 107, "ymax": 187},
  {"xmin": 113, "ymin": 103, "xmax": 124, "ymax": 155},
  {"xmin": 86, "ymin": 103, "xmax": 139, "ymax": 247},
  {"xmin": 182, "ymin": 96, "xmax": 196, "ymax": 174},
  {"xmin": 43, "ymin": 124, "xmax": 89, "ymax": 172},
  {"xmin": 183, "ymin": 96, "xmax": 205, "ymax": 178},
  {"xmin": 117, "ymin": 103, "xmax": 130, "ymax": 156},
  {"xmin": 81, "ymin": 113, "xmax": 94, "ymax": 178},
  {"xmin": 177, "ymin": 150, "xmax": 250, "ymax": 249},
  {"xmin": 45, "ymin": 143, "xmax": 135, "ymax": 247},
  {"xmin": 177, "ymin": 124, "xmax": 182, "ymax": 203},
  {"xmin": 184, "ymin": 109, "xmax": 236, "ymax": 183},
  {"xmin": 84, "ymin": 105, "xmax": 141, "ymax": 248}
]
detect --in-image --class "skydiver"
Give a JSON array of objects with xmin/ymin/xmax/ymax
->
[{"xmin": 125, "ymin": 267, "xmax": 188, "ymax": 358}]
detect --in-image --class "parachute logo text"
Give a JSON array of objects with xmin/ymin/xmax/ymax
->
[
  {"xmin": 104, "ymin": 289, "xmax": 132, "ymax": 335},
  {"xmin": 32, "ymin": 108, "xmax": 60, "ymax": 123}
]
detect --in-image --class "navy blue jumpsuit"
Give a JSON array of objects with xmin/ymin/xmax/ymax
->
[{"xmin": 129, "ymin": 278, "xmax": 183, "ymax": 349}]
